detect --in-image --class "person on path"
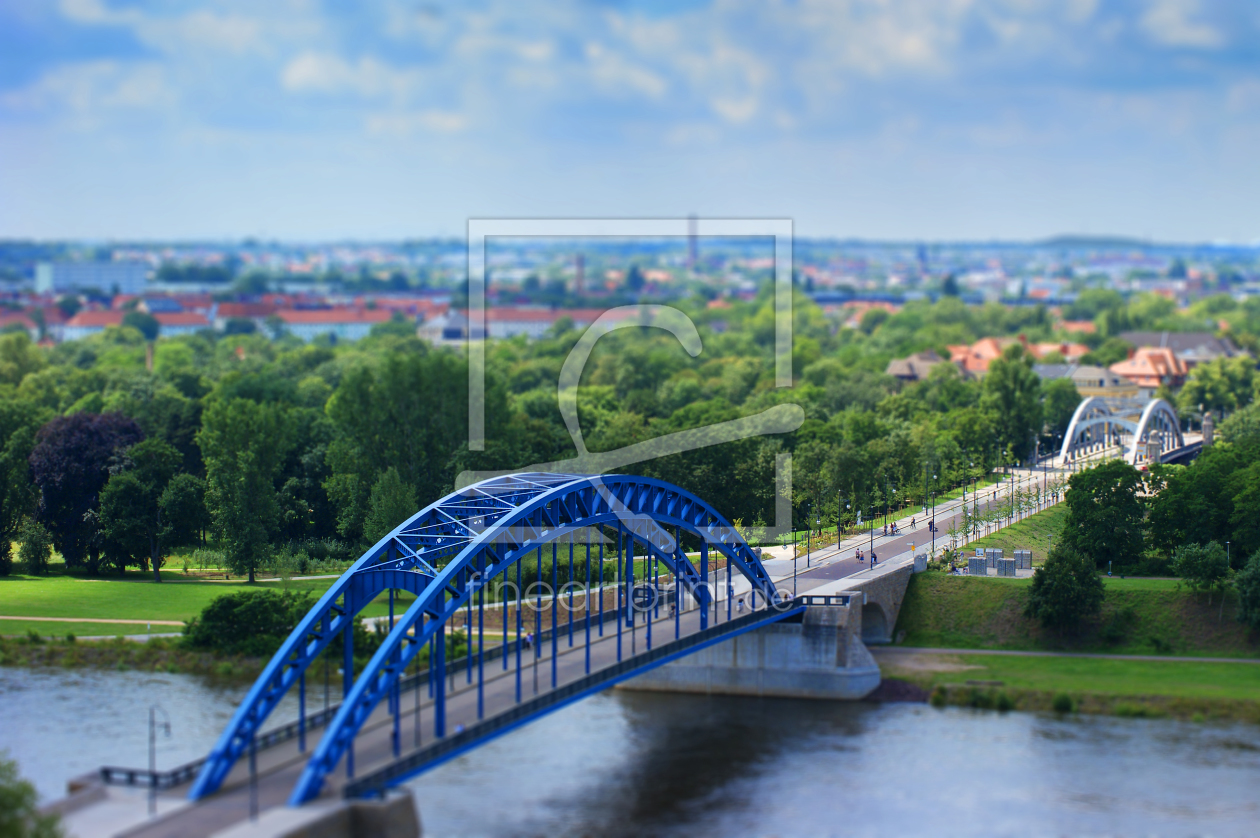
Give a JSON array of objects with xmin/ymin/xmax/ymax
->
[
  {"xmin": 911, "ymin": 517, "xmax": 916, "ymax": 529},
  {"xmin": 871, "ymin": 551, "xmax": 878, "ymax": 566}
]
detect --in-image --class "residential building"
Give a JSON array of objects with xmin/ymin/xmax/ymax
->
[
  {"xmin": 154, "ymin": 312, "xmax": 211, "ymax": 336},
  {"xmin": 886, "ymin": 350, "xmax": 953, "ymax": 382},
  {"xmin": 1029, "ymin": 341, "xmax": 1090, "ymax": 362},
  {"xmin": 1109, "ymin": 347, "xmax": 1187, "ymax": 398},
  {"xmin": 62, "ymin": 310, "xmax": 123, "ymax": 341},
  {"xmin": 212, "ymin": 301, "xmax": 280, "ymax": 331},
  {"xmin": 1069, "ymin": 364, "xmax": 1138, "ymax": 398},
  {"xmin": 35, "ymin": 261, "xmax": 149, "ymax": 296},
  {"xmin": 0, "ymin": 312, "xmax": 39, "ymax": 340},
  {"xmin": 276, "ymin": 307, "xmax": 394, "ymax": 342},
  {"xmin": 948, "ymin": 337, "xmax": 1006, "ymax": 375},
  {"xmin": 1118, "ymin": 331, "xmax": 1245, "ymax": 367}
]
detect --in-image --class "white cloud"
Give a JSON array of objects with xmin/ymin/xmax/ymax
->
[
  {"xmin": 281, "ymin": 52, "xmax": 419, "ymax": 99},
  {"xmin": 365, "ymin": 110, "xmax": 467, "ymax": 136},
  {"xmin": 2, "ymin": 61, "xmax": 175, "ymax": 120},
  {"xmin": 1141, "ymin": 0, "xmax": 1223, "ymax": 48}
]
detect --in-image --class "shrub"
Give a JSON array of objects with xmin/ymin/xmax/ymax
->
[
  {"xmin": 1172, "ymin": 541, "xmax": 1230, "ymax": 604},
  {"xmin": 17, "ymin": 520, "xmax": 53, "ymax": 576},
  {"xmin": 0, "ymin": 750, "xmax": 62, "ymax": 838},
  {"xmin": 64, "ymin": 633, "xmax": 75, "ymax": 643},
  {"xmin": 1052, "ymin": 693, "xmax": 1074, "ymax": 713},
  {"xmin": 1024, "ymin": 545, "xmax": 1105, "ymax": 632},
  {"xmin": 995, "ymin": 691, "xmax": 1015, "ymax": 712},
  {"xmin": 183, "ymin": 589, "xmax": 314, "ymax": 657},
  {"xmin": 929, "ymin": 686, "xmax": 947, "ymax": 708}
]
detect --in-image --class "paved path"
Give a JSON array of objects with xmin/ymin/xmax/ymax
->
[{"xmin": 876, "ymin": 646, "xmax": 1260, "ymax": 665}]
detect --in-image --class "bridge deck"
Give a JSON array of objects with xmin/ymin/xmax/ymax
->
[{"xmin": 117, "ymin": 599, "xmax": 792, "ymax": 838}]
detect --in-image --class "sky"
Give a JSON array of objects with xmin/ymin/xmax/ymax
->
[{"xmin": 2, "ymin": 0, "xmax": 1259, "ymax": 242}]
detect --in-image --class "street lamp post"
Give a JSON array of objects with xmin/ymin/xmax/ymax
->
[{"xmin": 148, "ymin": 705, "xmax": 171, "ymax": 817}]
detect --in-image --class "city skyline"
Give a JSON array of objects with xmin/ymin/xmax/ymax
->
[{"xmin": 3, "ymin": 0, "xmax": 1260, "ymax": 242}]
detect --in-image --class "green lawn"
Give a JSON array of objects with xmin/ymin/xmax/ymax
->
[
  {"xmin": 0, "ymin": 569, "xmax": 421, "ymax": 630},
  {"xmin": 923, "ymin": 653, "xmax": 1260, "ymax": 703}
]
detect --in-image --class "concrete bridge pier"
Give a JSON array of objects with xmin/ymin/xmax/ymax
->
[{"xmin": 620, "ymin": 598, "xmax": 882, "ymax": 700}]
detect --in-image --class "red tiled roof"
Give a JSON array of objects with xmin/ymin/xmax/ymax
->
[
  {"xmin": 154, "ymin": 312, "xmax": 210, "ymax": 327},
  {"xmin": 217, "ymin": 302, "xmax": 278, "ymax": 318},
  {"xmin": 276, "ymin": 308, "xmax": 393, "ymax": 325},
  {"xmin": 66, "ymin": 311, "xmax": 124, "ymax": 328}
]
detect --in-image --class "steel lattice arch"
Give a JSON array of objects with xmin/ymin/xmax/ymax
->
[
  {"xmin": 189, "ymin": 472, "xmax": 779, "ymax": 805},
  {"xmin": 1058, "ymin": 397, "xmax": 1184, "ymax": 466}
]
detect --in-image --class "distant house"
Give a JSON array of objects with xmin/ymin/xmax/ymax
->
[
  {"xmin": 154, "ymin": 312, "xmax": 210, "ymax": 336},
  {"xmin": 1029, "ymin": 341, "xmax": 1090, "ymax": 362},
  {"xmin": 1070, "ymin": 364, "xmax": 1138, "ymax": 398},
  {"xmin": 1058, "ymin": 320, "xmax": 1098, "ymax": 335},
  {"xmin": 886, "ymin": 350, "xmax": 953, "ymax": 382},
  {"xmin": 62, "ymin": 310, "xmax": 123, "ymax": 341},
  {"xmin": 1109, "ymin": 347, "xmax": 1188, "ymax": 397},
  {"xmin": 0, "ymin": 312, "xmax": 40, "ymax": 340},
  {"xmin": 276, "ymin": 307, "xmax": 393, "ymax": 342},
  {"xmin": 1119, "ymin": 331, "xmax": 1245, "ymax": 367},
  {"xmin": 36, "ymin": 261, "xmax": 149, "ymax": 296},
  {"xmin": 948, "ymin": 337, "xmax": 1007, "ymax": 375},
  {"xmin": 212, "ymin": 301, "xmax": 280, "ymax": 331}
]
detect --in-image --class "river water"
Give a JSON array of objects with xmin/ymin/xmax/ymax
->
[{"xmin": 3, "ymin": 666, "xmax": 1260, "ymax": 836}]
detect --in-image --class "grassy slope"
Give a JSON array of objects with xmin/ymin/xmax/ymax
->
[
  {"xmin": 961, "ymin": 502, "xmax": 1067, "ymax": 566},
  {"xmin": 894, "ymin": 572, "xmax": 1260, "ymax": 659}
]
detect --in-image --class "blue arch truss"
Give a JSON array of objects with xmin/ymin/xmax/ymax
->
[{"xmin": 189, "ymin": 472, "xmax": 779, "ymax": 804}]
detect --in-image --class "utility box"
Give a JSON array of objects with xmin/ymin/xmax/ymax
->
[
  {"xmin": 997, "ymin": 558, "xmax": 1016, "ymax": 577},
  {"xmin": 1013, "ymin": 549, "xmax": 1032, "ymax": 570},
  {"xmin": 913, "ymin": 553, "xmax": 928, "ymax": 573},
  {"xmin": 968, "ymin": 558, "xmax": 988, "ymax": 577},
  {"xmin": 985, "ymin": 547, "xmax": 1003, "ymax": 568}
]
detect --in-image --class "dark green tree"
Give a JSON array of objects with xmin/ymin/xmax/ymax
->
[
  {"xmin": 199, "ymin": 398, "xmax": 294, "ymax": 582},
  {"xmin": 1172, "ymin": 541, "xmax": 1231, "ymax": 616},
  {"xmin": 1060, "ymin": 459, "xmax": 1145, "ymax": 568},
  {"xmin": 183, "ymin": 589, "xmax": 312, "ymax": 656},
  {"xmin": 982, "ymin": 344, "xmax": 1043, "ymax": 462},
  {"xmin": 1024, "ymin": 545, "xmax": 1105, "ymax": 632},
  {"xmin": 1041, "ymin": 377, "xmax": 1081, "ymax": 446},
  {"xmin": 121, "ymin": 311, "xmax": 160, "ymax": 341},
  {"xmin": 1235, "ymin": 550, "xmax": 1260, "ymax": 632},
  {"xmin": 98, "ymin": 438, "xmax": 181, "ymax": 580},
  {"xmin": 160, "ymin": 473, "xmax": 210, "ymax": 549},
  {"xmin": 362, "ymin": 467, "xmax": 418, "ymax": 545}
]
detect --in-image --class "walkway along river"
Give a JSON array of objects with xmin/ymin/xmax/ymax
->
[{"xmin": 3, "ymin": 665, "xmax": 1260, "ymax": 836}]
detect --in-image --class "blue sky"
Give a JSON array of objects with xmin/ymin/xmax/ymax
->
[{"xmin": 2, "ymin": 0, "xmax": 1259, "ymax": 241}]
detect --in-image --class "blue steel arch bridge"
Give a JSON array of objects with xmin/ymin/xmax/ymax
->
[{"xmin": 180, "ymin": 473, "xmax": 798, "ymax": 819}]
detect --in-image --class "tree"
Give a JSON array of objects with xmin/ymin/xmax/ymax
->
[
  {"xmin": 98, "ymin": 438, "xmax": 181, "ymax": 580},
  {"xmin": 0, "ymin": 332, "xmax": 45, "ymax": 386},
  {"xmin": 17, "ymin": 519, "xmax": 52, "ymax": 575},
  {"xmin": 29, "ymin": 412, "xmax": 144, "ymax": 573},
  {"xmin": 1235, "ymin": 550, "xmax": 1260, "ymax": 632},
  {"xmin": 625, "ymin": 264, "xmax": 645, "ymax": 293},
  {"xmin": 159, "ymin": 473, "xmax": 210, "ymax": 549},
  {"xmin": 982, "ymin": 344, "xmax": 1043, "ymax": 462},
  {"xmin": 1172, "ymin": 541, "xmax": 1231, "ymax": 613},
  {"xmin": 1041, "ymin": 377, "xmax": 1080, "ymax": 446},
  {"xmin": 1178, "ymin": 356, "xmax": 1257, "ymax": 415},
  {"xmin": 1059, "ymin": 459, "xmax": 1145, "ymax": 568},
  {"xmin": 0, "ymin": 751, "xmax": 62, "ymax": 838},
  {"xmin": 941, "ymin": 274, "xmax": 960, "ymax": 296},
  {"xmin": 1024, "ymin": 545, "xmax": 1105, "ymax": 632},
  {"xmin": 362, "ymin": 467, "xmax": 418, "ymax": 545},
  {"xmin": 0, "ymin": 397, "xmax": 47, "ymax": 576},
  {"xmin": 121, "ymin": 310, "xmax": 160, "ymax": 341},
  {"xmin": 199, "ymin": 399, "xmax": 294, "ymax": 582}
]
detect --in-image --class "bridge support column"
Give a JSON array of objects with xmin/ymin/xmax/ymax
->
[{"xmin": 620, "ymin": 601, "xmax": 881, "ymax": 700}]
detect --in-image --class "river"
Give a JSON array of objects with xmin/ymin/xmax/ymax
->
[{"xmin": 3, "ymin": 666, "xmax": 1259, "ymax": 836}]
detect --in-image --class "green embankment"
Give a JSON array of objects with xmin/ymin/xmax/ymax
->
[
  {"xmin": 960, "ymin": 502, "xmax": 1067, "ymax": 566},
  {"xmin": 894, "ymin": 572, "xmax": 1260, "ymax": 658}
]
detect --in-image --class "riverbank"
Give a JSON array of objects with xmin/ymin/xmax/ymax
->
[
  {"xmin": 874, "ymin": 647, "xmax": 1260, "ymax": 723},
  {"xmin": 0, "ymin": 634, "xmax": 273, "ymax": 681}
]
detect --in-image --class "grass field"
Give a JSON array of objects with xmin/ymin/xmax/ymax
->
[{"xmin": 895, "ymin": 571, "xmax": 1260, "ymax": 659}]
